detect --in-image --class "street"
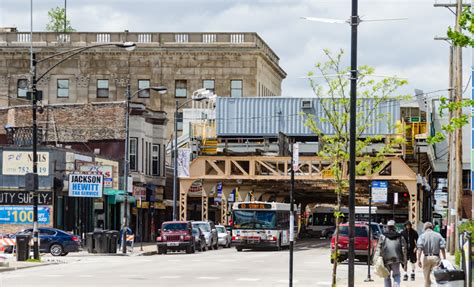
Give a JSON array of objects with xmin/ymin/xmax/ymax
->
[{"xmin": 0, "ymin": 239, "xmax": 428, "ymax": 287}]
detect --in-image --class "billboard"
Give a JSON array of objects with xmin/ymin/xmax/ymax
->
[
  {"xmin": 68, "ymin": 174, "xmax": 104, "ymax": 198},
  {"xmin": 2, "ymin": 151, "xmax": 49, "ymax": 176},
  {"xmin": 0, "ymin": 206, "xmax": 51, "ymax": 224}
]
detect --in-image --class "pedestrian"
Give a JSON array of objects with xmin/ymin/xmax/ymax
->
[
  {"xmin": 375, "ymin": 220, "xmax": 407, "ymax": 287},
  {"xmin": 416, "ymin": 221, "xmax": 446, "ymax": 287},
  {"xmin": 400, "ymin": 221, "xmax": 418, "ymax": 281}
]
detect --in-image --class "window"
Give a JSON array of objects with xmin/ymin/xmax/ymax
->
[
  {"xmin": 138, "ymin": 80, "xmax": 150, "ymax": 98},
  {"xmin": 97, "ymin": 79, "xmax": 109, "ymax": 98},
  {"xmin": 57, "ymin": 79, "xmax": 69, "ymax": 98},
  {"xmin": 175, "ymin": 80, "xmax": 187, "ymax": 98},
  {"xmin": 202, "ymin": 80, "xmax": 215, "ymax": 94},
  {"xmin": 152, "ymin": 144, "xmax": 160, "ymax": 176},
  {"xmin": 230, "ymin": 80, "xmax": 242, "ymax": 98},
  {"xmin": 129, "ymin": 138, "xmax": 138, "ymax": 171},
  {"xmin": 145, "ymin": 141, "xmax": 149, "ymax": 175},
  {"xmin": 17, "ymin": 79, "xmax": 28, "ymax": 98}
]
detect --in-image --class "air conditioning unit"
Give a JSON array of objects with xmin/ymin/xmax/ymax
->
[{"xmin": 301, "ymin": 100, "xmax": 313, "ymax": 109}]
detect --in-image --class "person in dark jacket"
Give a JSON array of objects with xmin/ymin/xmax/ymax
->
[
  {"xmin": 375, "ymin": 220, "xmax": 407, "ymax": 287},
  {"xmin": 400, "ymin": 221, "xmax": 419, "ymax": 281}
]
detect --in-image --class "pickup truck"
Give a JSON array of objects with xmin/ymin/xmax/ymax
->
[{"xmin": 156, "ymin": 221, "xmax": 195, "ymax": 254}]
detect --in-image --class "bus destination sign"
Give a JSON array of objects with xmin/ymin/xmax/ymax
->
[{"xmin": 238, "ymin": 203, "xmax": 271, "ymax": 209}]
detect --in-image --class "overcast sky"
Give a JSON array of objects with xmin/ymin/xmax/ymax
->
[{"xmin": 0, "ymin": 0, "xmax": 471, "ymax": 99}]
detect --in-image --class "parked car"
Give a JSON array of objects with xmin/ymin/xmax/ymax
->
[
  {"xmin": 5, "ymin": 227, "xmax": 80, "ymax": 256},
  {"xmin": 330, "ymin": 223, "xmax": 377, "ymax": 264},
  {"xmin": 321, "ymin": 226, "xmax": 336, "ymax": 239},
  {"xmin": 355, "ymin": 221, "xmax": 383, "ymax": 239},
  {"xmin": 216, "ymin": 225, "xmax": 231, "ymax": 248},
  {"xmin": 191, "ymin": 221, "xmax": 218, "ymax": 250},
  {"xmin": 192, "ymin": 227, "xmax": 207, "ymax": 252},
  {"xmin": 156, "ymin": 221, "xmax": 195, "ymax": 254}
]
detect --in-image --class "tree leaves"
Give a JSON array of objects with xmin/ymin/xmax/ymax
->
[{"xmin": 45, "ymin": 7, "xmax": 76, "ymax": 32}]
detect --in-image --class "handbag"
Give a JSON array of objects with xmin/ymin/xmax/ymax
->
[
  {"xmin": 373, "ymin": 235, "xmax": 390, "ymax": 278},
  {"xmin": 374, "ymin": 256, "xmax": 390, "ymax": 278}
]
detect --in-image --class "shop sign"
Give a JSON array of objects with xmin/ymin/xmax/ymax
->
[
  {"xmin": 79, "ymin": 165, "xmax": 113, "ymax": 188},
  {"xmin": 0, "ymin": 191, "xmax": 52, "ymax": 205},
  {"xmin": 2, "ymin": 151, "xmax": 49, "ymax": 176},
  {"xmin": 0, "ymin": 206, "xmax": 50, "ymax": 224},
  {"xmin": 68, "ymin": 174, "xmax": 103, "ymax": 198},
  {"xmin": 133, "ymin": 186, "xmax": 146, "ymax": 200}
]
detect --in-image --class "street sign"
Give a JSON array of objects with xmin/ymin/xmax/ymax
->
[
  {"xmin": 215, "ymin": 182, "xmax": 223, "ymax": 203},
  {"xmin": 292, "ymin": 143, "xmax": 299, "ymax": 170},
  {"xmin": 371, "ymin": 180, "xmax": 388, "ymax": 203},
  {"xmin": 68, "ymin": 174, "xmax": 104, "ymax": 198}
]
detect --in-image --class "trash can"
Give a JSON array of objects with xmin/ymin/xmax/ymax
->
[
  {"xmin": 93, "ymin": 231, "xmax": 107, "ymax": 253},
  {"xmin": 105, "ymin": 230, "xmax": 119, "ymax": 253},
  {"xmin": 86, "ymin": 232, "xmax": 95, "ymax": 253},
  {"xmin": 434, "ymin": 268, "xmax": 465, "ymax": 287},
  {"xmin": 15, "ymin": 234, "xmax": 31, "ymax": 261}
]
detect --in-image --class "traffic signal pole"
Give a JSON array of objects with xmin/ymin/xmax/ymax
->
[{"xmin": 31, "ymin": 52, "xmax": 39, "ymax": 260}]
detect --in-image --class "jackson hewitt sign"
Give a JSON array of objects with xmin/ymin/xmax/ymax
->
[{"xmin": 68, "ymin": 174, "xmax": 104, "ymax": 198}]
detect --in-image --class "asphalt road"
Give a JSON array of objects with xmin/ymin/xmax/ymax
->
[{"xmin": 0, "ymin": 239, "xmax": 426, "ymax": 287}]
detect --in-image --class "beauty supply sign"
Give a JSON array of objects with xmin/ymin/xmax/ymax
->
[
  {"xmin": 68, "ymin": 174, "xmax": 104, "ymax": 198},
  {"xmin": 2, "ymin": 151, "xmax": 49, "ymax": 176}
]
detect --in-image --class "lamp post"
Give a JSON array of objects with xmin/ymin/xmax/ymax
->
[
  {"xmin": 29, "ymin": 42, "xmax": 136, "ymax": 259},
  {"xmin": 173, "ymin": 89, "xmax": 214, "ymax": 221},
  {"xmin": 122, "ymin": 85, "xmax": 167, "ymax": 254}
]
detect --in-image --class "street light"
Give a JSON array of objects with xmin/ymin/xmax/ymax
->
[
  {"xmin": 172, "ymin": 89, "xmax": 214, "ymax": 221},
  {"xmin": 122, "ymin": 85, "xmax": 167, "ymax": 254},
  {"xmin": 30, "ymin": 42, "xmax": 136, "ymax": 260}
]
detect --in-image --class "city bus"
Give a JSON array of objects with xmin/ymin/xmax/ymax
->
[{"xmin": 231, "ymin": 201, "xmax": 294, "ymax": 251}]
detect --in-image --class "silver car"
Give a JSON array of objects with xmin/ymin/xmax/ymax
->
[
  {"xmin": 216, "ymin": 225, "xmax": 231, "ymax": 248},
  {"xmin": 192, "ymin": 221, "xmax": 218, "ymax": 250}
]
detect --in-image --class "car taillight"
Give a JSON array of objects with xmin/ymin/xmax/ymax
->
[
  {"xmin": 232, "ymin": 236, "xmax": 236, "ymax": 241},
  {"xmin": 72, "ymin": 236, "xmax": 79, "ymax": 242},
  {"xmin": 330, "ymin": 237, "xmax": 335, "ymax": 248}
]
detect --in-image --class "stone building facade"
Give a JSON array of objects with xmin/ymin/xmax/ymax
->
[{"xmin": 0, "ymin": 31, "xmax": 286, "ymax": 139}]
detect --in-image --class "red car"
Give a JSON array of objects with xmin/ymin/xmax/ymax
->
[
  {"xmin": 156, "ymin": 221, "xmax": 195, "ymax": 254},
  {"xmin": 330, "ymin": 223, "xmax": 377, "ymax": 263}
]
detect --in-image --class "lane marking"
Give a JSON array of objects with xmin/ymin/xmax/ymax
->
[
  {"xmin": 197, "ymin": 276, "xmax": 220, "ymax": 280},
  {"xmin": 78, "ymin": 275, "xmax": 93, "ymax": 278},
  {"xmin": 237, "ymin": 278, "xmax": 260, "ymax": 282},
  {"xmin": 41, "ymin": 274, "xmax": 63, "ymax": 278},
  {"xmin": 277, "ymin": 280, "xmax": 299, "ymax": 283}
]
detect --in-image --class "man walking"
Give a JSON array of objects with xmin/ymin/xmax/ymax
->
[
  {"xmin": 375, "ymin": 220, "xmax": 407, "ymax": 287},
  {"xmin": 401, "ymin": 221, "xmax": 418, "ymax": 281},
  {"xmin": 417, "ymin": 222, "xmax": 446, "ymax": 287}
]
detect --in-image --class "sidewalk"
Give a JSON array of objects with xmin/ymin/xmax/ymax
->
[{"xmin": 350, "ymin": 254, "xmax": 457, "ymax": 286}]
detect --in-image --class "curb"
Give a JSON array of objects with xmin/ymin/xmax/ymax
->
[
  {"xmin": 139, "ymin": 251, "xmax": 157, "ymax": 256},
  {"xmin": 0, "ymin": 262, "xmax": 58, "ymax": 273}
]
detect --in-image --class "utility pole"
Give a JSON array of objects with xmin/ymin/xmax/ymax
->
[
  {"xmin": 31, "ymin": 53, "xmax": 39, "ymax": 260},
  {"xmin": 433, "ymin": 0, "xmax": 470, "ymax": 255},
  {"xmin": 453, "ymin": 0, "xmax": 463, "ymax": 251}
]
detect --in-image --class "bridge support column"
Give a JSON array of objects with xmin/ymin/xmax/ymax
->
[
  {"xmin": 403, "ymin": 180, "xmax": 419, "ymax": 228},
  {"xmin": 179, "ymin": 179, "xmax": 194, "ymax": 221}
]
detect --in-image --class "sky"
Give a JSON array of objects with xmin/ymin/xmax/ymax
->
[{"xmin": 0, "ymin": 0, "xmax": 471, "ymax": 100}]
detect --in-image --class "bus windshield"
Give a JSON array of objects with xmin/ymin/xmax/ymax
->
[{"xmin": 233, "ymin": 210, "xmax": 276, "ymax": 229}]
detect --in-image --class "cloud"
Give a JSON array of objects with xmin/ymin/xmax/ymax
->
[{"xmin": 0, "ymin": 0, "xmax": 470, "ymax": 98}]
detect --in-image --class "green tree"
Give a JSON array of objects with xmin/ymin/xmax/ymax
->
[
  {"xmin": 447, "ymin": 7, "xmax": 473, "ymax": 48},
  {"xmin": 303, "ymin": 49, "xmax": 408, "ymax": 287},
  {"xmin": 45, "ymin": 7, "xmax": 75, "ymax": 32}
]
